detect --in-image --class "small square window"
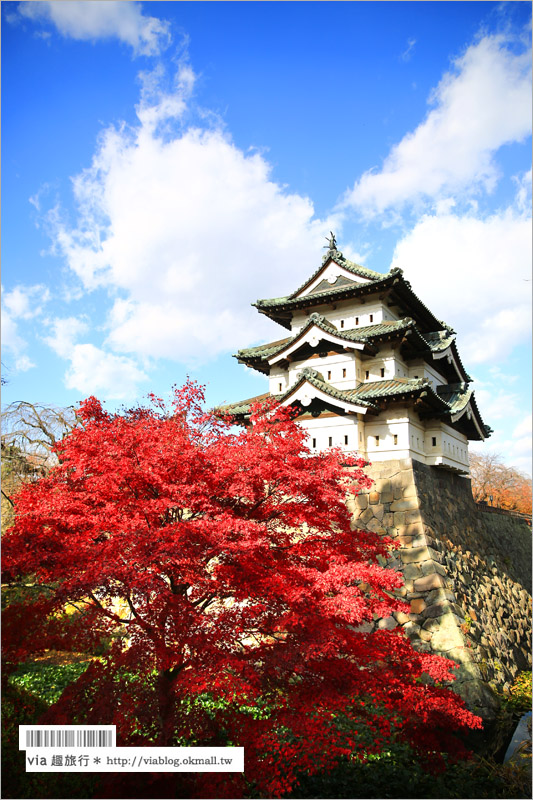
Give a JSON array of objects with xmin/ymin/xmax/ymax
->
[
  {"xmin": 393, "ymin": 435, "xmax": 398, "ymax": 445},
  {"xmin": 432, "ymin": 437, "xmax": 437, "ymax": 447},
  {"xmin": 342, "ymin": 368, "xmax": 347, "ymax": 378},
  {"xmin": 328, "ymin": 436, "xmax": 333, "ymax": 447},
  {"xmin": 380, "ymin": 368, "xmax": 385, "ymax": 377},
  {"xmin": 344, "ymin": 435, "xmax": 349, "ymax": 445}
]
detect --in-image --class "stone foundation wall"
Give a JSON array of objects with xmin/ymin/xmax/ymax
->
[{"xmin": 347, "ymin": 458, "xmax": 532, "ymax": 719}]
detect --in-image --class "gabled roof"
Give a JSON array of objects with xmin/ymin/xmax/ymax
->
[
  {"xmin": 236, "ymin": 316, "xmax": 414, "ymax": 371},
  {"xmin": 222, "ymin": 374, "xmax": 448, "ymax": 419},
  {"xmin": 287, "ymin": 251, "xmax": 383, "ymax": 299},
  {"xmin": 253, "ymin": 257, "xmax": 448, "ymax": 333},
  {"xmin": 220, "ymin": 373, "xmax": 490, "ymax": 441},
  {"xmin": 235, "ymin": 314, "xmax": 469, "ymax": 382}
]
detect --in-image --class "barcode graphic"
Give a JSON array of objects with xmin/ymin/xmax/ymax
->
[{"xmin": 23, "ymin": 728, "xmax": 114, "ymax": 748}]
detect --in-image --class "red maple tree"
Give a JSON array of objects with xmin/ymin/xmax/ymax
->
[{"xmin": 3, "ymin": 383, "xmax": 482, "ymax": 798}]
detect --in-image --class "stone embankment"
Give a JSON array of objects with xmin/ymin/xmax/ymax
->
[{"xmin": 347, "ymin": 459, "xmax": 532, "ymax": 720}]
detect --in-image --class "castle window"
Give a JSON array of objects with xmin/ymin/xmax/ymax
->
[
  {"xmin": 369, "ymin": 314, "xmax": 373, "ymax": 322},
  {"xmin": 328, "ymin": 436, "xmax": 333, "ymax": 447},
  {"xmin": 355, "ymin": 317, "xmax": 359, "ymax": 325},
  {"xmin": 365, "ymin": 370, "xmax": 369, "ymax": 379},
  {"xmin": 312, "ymin": 438, "xmax": 316, "ymax": 448},
  {"xmin": 278, "ymin": 383, "xmax": 282, "ymax": 392},
  {"xmin": 432, "ymin": 437, "xmax": 437, "ymax": 447},
  {"xmin": 393, "ymin": 435, "xmax": 398, "ymax": 445},
  {"xmin": 375, "ymin": 435, "xmax": 379, "ymax": 446},
  {"xmin": 327, "ymin": 370, "xmax": 332, "ymax": 380},
  {"xmin": 344, "ymin": 435, "xmax": 349, "ymax": 445},
  {"xmin": 380, "ymin": 367, "xmax": 385, "ymax": 377},
  {"xmin": 340, "ymin": 319, "xmax": 344, "ymax": 328},
  {"xmin": 342, "ymin": 368, "xmax": 347, "ymax": 378}
]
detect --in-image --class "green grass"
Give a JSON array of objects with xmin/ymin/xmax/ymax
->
[{"xmin": 10, "ymin": 660, "xmax": 91, "ymax": 706}]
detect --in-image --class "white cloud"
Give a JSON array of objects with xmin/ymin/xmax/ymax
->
[
  {"xmin": 16, "ymin": 1, "xmax": 171, "ymax": 56},
  {"xmin": 43, "ymin": 316, "xmax": 89, "ymax": 359},
  {"xmin": 1, "ymin": 284, "xmax": 50, "ymax": 372},
  {"xmin": 1, "ymin": 312, "xmax": 27, "ymax": 356},
  {"xmin": 46, "ymin": 64, "xmax": 333, "ymax": 368},
  {"xmin": 471, "ymin": 421, "xmax": 533, "ymax": 477},
  {"xmin": 513, "ymin": 415, "xmax": 532, "ymax": 439},
  {"xmin": 15, "ymin": 355, "xmax": 36, "ymax": 372},
  {"xmin": 3, "ymin": 284, "xmax": 50, "ymax": 319},
  {"xmin": 390, "ymin": 200, "xmax": 532, "ymax": 364},
  {"xmin": 473, "ymin": 387, "xmax": 522, "ymax": 424},
  {"xmin": 65, "ymin": 344, "xmax": 148, "ymax": 399},
  {"xmin": 400, "ymin": 38, "xmax": 416, "ymax": 62},
  {"xmin": 344, "ymin": 33, "xmax": 532, "ymax": 218}
]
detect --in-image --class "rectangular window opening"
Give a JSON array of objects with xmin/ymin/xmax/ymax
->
[
  {"xmin": 342, "ymin": 368, "xmax": 347, "ymax": 378},
  {"xmin": 380, "ymin": 367, "xmax": 385, "ymax": 377},
  {"xmin": 355, "ymin": 317, "xmax": 359, "ymax": 325},
  {"xmin": 393, "ymin": 435, "xmax": 398, "ymax": 445},
  {"xmin": 344, "ymin": 435, "xmax": 349, "ymax": 445},
  {"xmin": 375, "ymin": 435, "xmax": 379, "ymax": 446},
  {"xmin": 328, "ymin": 436, "xmax": 333, "ymax": 447},
  {"xmin": 327, "ymin": 370, "xmax": 332, "ymax": 380},
  {"xmin": 312, "ymin": 438, "xmax": 316, "ymax": 448},
  {"xmin": 340, "ymin": 319, "xmax": 344, "ymax": 328},
  {"xmin": 432, "ymin": 437, "xmax": 437, "ymax": 447},
  {"xmin": 369, "ymin": 314, "xmax": 373, "ymax": 322},
  {"xmin": 365, "ymin": 370, "xmax": 369, "ymax": 380},
  {"xmin": 278, "ymin": 383, "xmax": 282, "ymax": 392}
]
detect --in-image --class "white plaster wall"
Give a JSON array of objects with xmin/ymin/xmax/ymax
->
[
  {"xmin": 269, "ymin": 366, "xmax": 289, "ymax": 396},
  {"xmin": 291, "ymin": 298, "xmax": 399, "ymax": 335},
  {"xmin": 364, "ymin": 409, "xmax": 410, "ymax": 461},
  {"xmin": 288, "ymin": 351, "xmax": 358, "ymax": 391},
  {"xmin": 408, "ymin": 360, "xmax": 447, "ymax": 389},
  {"xmin": 431, "ymin": 422, "xmax": 469, "ymax": 469},
  {"xmin": 361, "ymin": 347, "xmax": 409, "ymax": 382},
  {"xmin": 298, "ymin": 414, "xmax": 361, "ymax": 452},
  {"xmin": 360, "ymin": 410, "xmax": 469, "ymax": 473}
]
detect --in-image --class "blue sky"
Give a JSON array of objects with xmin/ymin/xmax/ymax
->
[{"xmin": 2, "ymin": 1, "xmax": 532, "ymax": 473}]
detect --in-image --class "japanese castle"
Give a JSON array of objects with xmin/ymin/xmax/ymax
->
[{"xmin": 225, "ymin": 235, "xmax": 491, "ymax": 474}]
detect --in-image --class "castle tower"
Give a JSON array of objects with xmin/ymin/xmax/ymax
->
[{"xmin": 225, "ymin": 236, "xmax": 491, "ymax": 473}]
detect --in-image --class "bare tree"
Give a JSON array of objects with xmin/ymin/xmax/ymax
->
[
  {"xmin": 1, "ymin": 402, "xmax": 82, "ymax": 530},
  {"xmin": 469, "ymin": 451, "xmax": 532, "ymax": 514}
]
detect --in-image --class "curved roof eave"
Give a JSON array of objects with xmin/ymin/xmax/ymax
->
[
  {"xmin": 430, "ymin": 340, "xmax": 472, "ymax": 383},
  {"xmin": 268, "ymin": 319, "xmax": 367, "ymax": 365}
]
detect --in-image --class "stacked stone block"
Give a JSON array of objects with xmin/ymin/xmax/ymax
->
[{"xmin": 347, "ymin": 459, "xmax": 532, "ymax": 719}]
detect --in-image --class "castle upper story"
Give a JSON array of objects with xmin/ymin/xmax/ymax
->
[{"xmin": 224, "ymin": 236, "xmax": 491, "ymax": 474}]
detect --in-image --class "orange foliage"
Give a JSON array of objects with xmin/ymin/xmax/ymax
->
[{"xmin": 469, "ymin": 452, "xmax": 532, "ymax": 515}]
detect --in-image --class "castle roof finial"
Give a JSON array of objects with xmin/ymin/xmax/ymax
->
[{"xmin": 324, "ymin": 231, "xmax": 338, "ymax": 252}]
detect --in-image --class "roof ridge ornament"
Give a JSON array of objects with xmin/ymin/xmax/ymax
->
[
  {"xmin": 322, "ymin": 231, "xmax": 343, "ymax": 262},
  {"xmin": 324, "ymin": 231, "xmax": 337, "ymax": 252}
]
